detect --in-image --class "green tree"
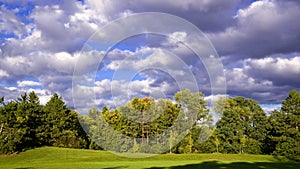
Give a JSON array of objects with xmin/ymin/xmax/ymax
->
[
  {"xmin": 15, "ymin": 92, "xmax": 42, "ymax": 150},
  {"xmin": 0, "ymin": 92, "xmax": 43, "ymax": 154},
  {"xmin": 0, "ymin": 100, "xmax": 19, "ymax": 154},
  {"xmin": 214, "ymin": 136, "xmax": 220, "ymax": 153},
  {"xmin": 174, "ymin": 89, "xmax": 212, "ymax": 154},
  {"xmin": 43, "ymin": 93, "xmax": 87, "ymax": 148},
  {"xmin": 214, "ymin": 97, "xmax": 267, "ymax": 154},
  {"xmin": 130, "ymin": 97, "xmax": 155, "ymax": 144},
  {"xmin": 270, "ymin": 90, "xmax": 300, "ymax": 157}
]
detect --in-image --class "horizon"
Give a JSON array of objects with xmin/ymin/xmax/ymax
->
[{"xmin": 0, "ymin": 0, "xmax": 299, "ymax": 114}]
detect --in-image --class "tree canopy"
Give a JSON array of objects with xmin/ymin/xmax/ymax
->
[{"xmin": 0, "ymin": 89, "xmax": 299, "ymax": 158}]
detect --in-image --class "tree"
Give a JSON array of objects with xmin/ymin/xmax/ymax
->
[
  {"xmin": 214, "ymin": 97, "xmax": 267, "ymax": 154},
  {"xmin": 214, "ymin": 136, "xmax": 220, "ymax": 153},
  {"xmin": 43, "ymin": 93, "xmax": 87, "ymax": 148},
  {"xmin": 174, "ymin": 89, "xmax": 212, "ymax": 154},
  {"xmin": 270, "ymin": 90, "xmax": 300, "ymax": 157},
  {"xmin": 169, "ymin": 130, "xmax": 178, "ymax": 153},
  {"xmin": 15, "ymin": 92, "xmax": 42, "ymax": 150},
  {"xmin": 130, "ymin": 97, "xmax": 155, "ymax": 144},
  {"xmin": 0, "ymin": 100, "xmax": 19, "ymax": 154},
  {"xmin": 0, "ymin": 92, "xmax": 43, "ymax": 154}
]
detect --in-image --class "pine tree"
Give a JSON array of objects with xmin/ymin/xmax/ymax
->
[
  {"xmin": 270, "ymin": 90, "xmax": 300, "ymax": 157},
  {"xmin": 214, "ymin": 97, "xmax": 267, "ymax": 154}
]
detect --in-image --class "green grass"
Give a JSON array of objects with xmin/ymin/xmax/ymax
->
[{"xmin": 0, "ymin": 147, "xmax": 299, "ymax": 169}]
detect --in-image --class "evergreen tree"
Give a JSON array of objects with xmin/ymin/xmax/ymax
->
[
  {"xmin": 0, "ymin": 92, "xmax": 42, "ymax": 153},
  {"xmin": 270, "ymin": 90, "xmax": 300, "ymax": 157},
  {"xmin": 43, "ymin": 93, "xmax": 88, "ymax": 148},
  {"xmin": 214, "ymin": 97, "xmax": 268, "ymax": 154}
]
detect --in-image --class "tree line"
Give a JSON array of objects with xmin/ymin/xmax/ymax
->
[
  {"xmin": 0, "ymin": 92, "xmax": 88, "ymax": 154},
  {"xmin": 0, "ymin": 89, "xmax": 299, "ymax": 158}
]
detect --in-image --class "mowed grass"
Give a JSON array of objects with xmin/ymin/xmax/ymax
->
[{"xmin": 0, "ymin": 147, "xmax": 299, "ymax": 169}]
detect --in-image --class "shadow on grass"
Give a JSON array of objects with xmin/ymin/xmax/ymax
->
[{"xmin": 145, "ymin": 161, "xmax": 300, "ymax": 169}]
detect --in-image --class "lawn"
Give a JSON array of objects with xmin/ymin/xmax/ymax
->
[{"xmin": 0, "ymin": 147, "xmax": 299, "ymax": 169}]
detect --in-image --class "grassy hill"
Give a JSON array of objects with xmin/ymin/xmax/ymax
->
[{"xmin": 0, "ymin": 147, "xmax": 299, "ymax": 169}]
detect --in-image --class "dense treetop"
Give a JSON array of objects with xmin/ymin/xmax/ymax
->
[{"xmin": 0, "ymin": 90, "xmax": 299, "ymax": 158}]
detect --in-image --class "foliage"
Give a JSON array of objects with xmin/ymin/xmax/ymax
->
[
  {"xmin": 210, "ymin": 97, "xmax": 268, "ymax": 154},
  {"xmin": 0, "ymin": 92, "xmax": 88, "ymax": 154},
  {"xmin": 269, "ymin": 90, "xmax": 300, "ymax": 158},
  {"xmin": 0, "ymin": 89, "xmax": 300, "ymax": 158}
]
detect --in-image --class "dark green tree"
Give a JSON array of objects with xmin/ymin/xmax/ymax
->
[
  {"xmin": 214, "ymin": 97, "xmax": 267, "ymax": 154},
  {"xmin": 0, "ymin": 92, "xmax": 42, "ymax": 154},
  {"xmin": 43, "ymin": 93, "xmax": 88, "ymax": 148},
  {"xmin": 0, "ymin": 100, "xmax": 19, "ymax": 154},
  {"xmin": 270, "ymin": 90, "xmax": 300, "ymax": 157}
]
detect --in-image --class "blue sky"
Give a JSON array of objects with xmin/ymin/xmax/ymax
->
[{"xmin": 0, "ymin": 0, "xmax": 300, "ymax": 113}]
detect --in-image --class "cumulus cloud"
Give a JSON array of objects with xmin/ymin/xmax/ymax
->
[
  {"xmin": 209, "ymin": 0, "xmax": 300, "ymax": 57},
  {"xmin": 167, "ymin": 32, "xmax": 187, "ymax": 44},
  {"xmin": 86, "ymin": 0, "xmax": 246, "ymax": 32},
  {"xmin": 245, "ymin": 56, "xmax": 300, "ymax": 87},
  {"xmin": 0, "ymin": 69, "xmax": 9, "ymax": 79},
  {"xmin": 0, "ymin": 5, "xmax": 32, "ymax": 38},
  {"xmin": 17, "ymin": 80, "xmax": 41, "ymax": 87},
  {"xmin": 1, "ymin": 1, "xmax": 106, "ymax": 56},
  {"xmin": 223, "ymin": 55, "xmax": 300, "ymax": 103},
  {"xmin": 73, "ymin": 76, "xmax": 179, "ymax": 113},
  {"xmin": 1, "ymin": 49, "xmax": 103, "ymax": 81}
]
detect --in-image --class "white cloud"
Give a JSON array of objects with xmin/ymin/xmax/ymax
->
[
  {"xmin": 245, "ymin": 56, "xmax": 300, "ymax": 86},
  {"xmin": 73, "ymin": 76, "xmax": 179, "ymax": 113},
  {"xmin": 104, "ymin": 47, "xmax": 200, "ymax": 92},
  {"xmin": 168, "ymin": 32, "xmax": 187, "ymax": 45},
  {"xmin": 246, "ymin": 57, "xmax": 300, "ymax": 75},
  {"xmin": 106, "ymin": 47, "xmax": 191, "ymax": 75},
  {"xmin": 24, "ymin": 88, "xmax": 52, "ymax": 105},
  {"xmin": 225, "ymin": 67, "xmax": 275, "ymax": 92},
  {"xmin": 17, "ymin": 80, "xmax": 41, "ymax": 87},
  {"xmin": 0, "ymin": 69, "xmax": 9, "ymax": 79},
  {"xmin": 222, "ymin": 54, "xmax": 300, "ymax": 103},
  {"xmin": 261, "ymin": 104, "xmax": 281, "ymax": 114},
  {"xmin": 1, "ymin": 0, "xmax": 299, "ymax": 109},
  {"xmin": 6, "ymin": 87, "xmax": 17, "ymax": 91},
  {"xmin": 2, "ymin": 2, "xmax": 107, "ymax": 56},
  {"xmin": 0, "ymin": 49, "xmax": 103, "ymax": 80},
  {"xmin": 0, "ymin": 5, "xmax": 32, "ymax": 38},
  {"xmin": 204, "ymin": 94, "xmax": 228, "ymax": 104},
  {"xmin": 209, "ymin": 0, "xmax": 300, "ymax": 57}
]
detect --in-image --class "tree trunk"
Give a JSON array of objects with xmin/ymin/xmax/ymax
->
[
  {"xmin": 141, "ymin": 124, "xmax": 144, "ymax": 143},
  {"xmin": 142, "ymin": 111, "xmax": 145, "ymax": 143},
  {"xmin": 146, "ymin": 128, "xmax": 149, "ymax": 144},
  {"xmin": 0, "ymin": 123, "xmax": 3, "ymax": 135}
]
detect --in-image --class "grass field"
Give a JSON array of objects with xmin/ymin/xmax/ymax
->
[{"xmin": 0, "ymin": 147, "xmax": 299, "ymax": 169}]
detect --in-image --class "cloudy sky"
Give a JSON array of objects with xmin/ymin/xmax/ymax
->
[{"xmin": 0, "ymin": 0, "xmax": 299, "ymax": 113}]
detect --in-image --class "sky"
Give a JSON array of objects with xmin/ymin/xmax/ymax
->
[{"xmin": 0, "ymin": 0, "xmax": 299, "ymax": 114}]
